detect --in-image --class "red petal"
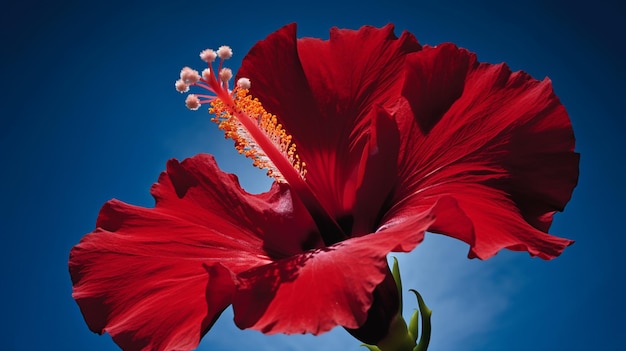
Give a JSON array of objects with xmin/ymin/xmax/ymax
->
[
  {"xmin": 239, "ymin": 24, "xmax": 420, "ymax": 220},
  {"xmin": 401, "ymin": 43, "xmax": 474, "ymax": 134},
  {"xmin": 153, "ymin": 155, "xmax": 322, "ymax": 258},
  {"xmin": 296, "ymin": 24, "xmax": 421, "ymax": 134},
  {"xmin": 69, "ymin": 154, "xmax": 319, "ymax": 351},
  {"xmin": 231, "ymin": 200, "xmax": 440, "ymax": 336},
  {"xmin": 386, "ymin": 185, "xmax": 574, "ymax": 259},
  {"xmin": 386, "ymin": 44, "xmax": 578, "ymax": 259}
]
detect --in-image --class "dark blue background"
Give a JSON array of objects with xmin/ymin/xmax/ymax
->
[{"xmin": 1, "ymin": 1, "xmax": 624, "ymax": 350}]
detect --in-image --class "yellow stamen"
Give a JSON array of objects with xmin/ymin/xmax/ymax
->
[{"xmin": 209, "ymin": 88, "xmax": 307, "ymax": 182}]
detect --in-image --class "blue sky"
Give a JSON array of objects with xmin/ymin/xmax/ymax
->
[{"xmin": 1, "ymin": 1, "xmax": 624, "ymax": 350}]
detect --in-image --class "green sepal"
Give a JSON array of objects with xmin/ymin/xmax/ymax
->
[
  {"xmin": 407, "ymin": 309, "xmax": 420, "ymax": 342},
  {"xmin": 409, "ymin": 289, "xmax": 432, "ymax": 351},
  {"xmin": 391, "ymin": 257, "xmax": 403, "ymax": 313},
  {"xmin": 355, "ymin": 261, "xmax": 433, "ymax": 351}
]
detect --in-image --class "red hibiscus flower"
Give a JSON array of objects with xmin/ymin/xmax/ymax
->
[{"xmin": 69, "ymin": 24, "xmax": 579, "ymax": 351}]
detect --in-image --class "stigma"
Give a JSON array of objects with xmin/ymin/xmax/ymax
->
[{"xmin": 175, "ymin": 46, "xmax": 306, "ymax": 183}]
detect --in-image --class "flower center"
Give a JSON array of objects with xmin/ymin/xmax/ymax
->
[{"xmin": 176, "ymin": 45, "xmax": 347, "ymax": 245}]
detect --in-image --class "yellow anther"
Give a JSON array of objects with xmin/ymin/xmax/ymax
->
[{"xmin": 209, "ymin": 88, "xmax": 307, "ymax": 182}]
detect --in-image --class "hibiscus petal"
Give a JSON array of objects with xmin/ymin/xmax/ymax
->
[
  {"xmin": 70, "ymin": 214, "xmax": 237, "ymax": 351},
  {"xmin": 152, "ymin": 155, "xmax": 322, "ymax": 258},
  {"xmin": 296, "ymin": 25, "xmax": 420, "ymax": 216},
  {"xmin": 69, "ymin": 154, "xmax": 319, "ymax": 350},
  {"xmin": 401, "ymin": 43, "xmax": 474, "ymax": 134},
  {"xmin": 231, "ymin": 200, "xmax": 441, "ymax": 336},
  {"xmin": 386, "ymin": 44, "xmax": 579, "ymax": 259},
  {"xmin": 238, "ymin": 24, "xmax": 421, "ymax": 220},
  {"xmin": 296, "ymin": 24, "xmax": 421, "ymax": 133},
  {"xmin": 443, "ymin": 184, "xmax": 574, "ymax": 259}
]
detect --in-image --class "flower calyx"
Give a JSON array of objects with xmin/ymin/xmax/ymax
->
[{"xmin": 361, "ymin": 258, "xmax": 432, "ymax": 351}]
